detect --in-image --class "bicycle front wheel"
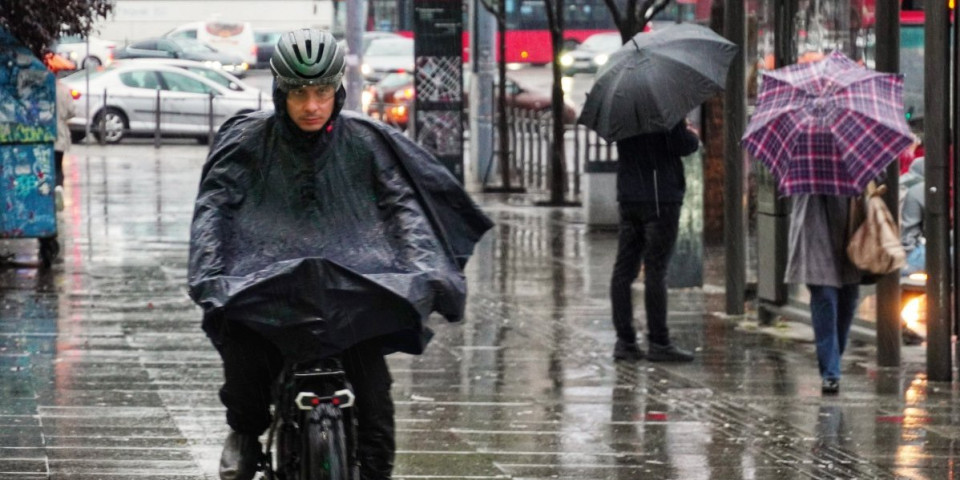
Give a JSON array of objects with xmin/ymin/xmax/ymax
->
[{"xmin": 304, "ymin": 403, "xmax": 349, "ymax": 480}]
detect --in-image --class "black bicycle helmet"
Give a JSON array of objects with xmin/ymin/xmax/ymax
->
[{"xmin": 270, "ymin": 28, "xmax": 345, "ymax": 91}]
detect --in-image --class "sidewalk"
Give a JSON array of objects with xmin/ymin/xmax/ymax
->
[{"xmin": 0, "ymin": 143, "xmax": 953, "ymax": 479}]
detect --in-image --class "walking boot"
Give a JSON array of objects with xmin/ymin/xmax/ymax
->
[
  {"xmin": 646, "ymin": 342, "xmax": 694, "ymax": 363},
  {"xmin": 613, "ymin": 339, "xmax": 644, "ymax": 362},
  {"xmin": 219, "ymin": 431, "xmax": 262, "ymax": 480}
]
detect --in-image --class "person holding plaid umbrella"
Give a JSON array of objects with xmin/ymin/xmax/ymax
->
[{"xmin": 742, "ymin": 51, "xmax": 915, "ymax": 395}]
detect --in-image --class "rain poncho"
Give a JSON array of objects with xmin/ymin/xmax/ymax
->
[{"xmin": 188, "ymin": 86, "xmax": 492, "ymax": 361}]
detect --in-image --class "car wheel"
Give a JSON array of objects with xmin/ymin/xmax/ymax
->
[
  {"xmin": 93, "ymin": 108, "xmax": 127, "ymax": 144},
  {"xmin": 82, "ymin": 56, "xmax": 102, "ymax": 69}
]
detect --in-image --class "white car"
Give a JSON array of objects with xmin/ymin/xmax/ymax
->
[
  {"xmin": 55, "ymin": 35, "xmax": 117, "ymax": 69},
  {"xmin": 361, "ymin": 37, "xmax": 414, "ymax": 83},
  {"xmin": 62, "ymin": 63, "xmax": 273, "ymax": 144},
  {"xmin": 165, "ymin": 21, "xmax": 258, "ymax": 67}
]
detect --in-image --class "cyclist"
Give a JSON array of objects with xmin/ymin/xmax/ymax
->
[{"xmin": 187, "ymin": 28, "xmax": 492, "ymax": 480}]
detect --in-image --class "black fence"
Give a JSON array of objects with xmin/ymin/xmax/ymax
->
[{"xmin": 490, "ymin": 106, "xmax": 617, "ymax": 202}]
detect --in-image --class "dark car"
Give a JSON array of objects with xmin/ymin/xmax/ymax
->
[
  {"xmin": 362, "ymin": 71, "xmax": 577, "ymax": 130},
  {"xmin": 363, "ymin": 72, "xmax": 415, "ymax": 129},
  {"xmin": 254, "ymin": 30, "xmax": 283, "ymax": 69},
  {"xmin": 114, "ymin": 37, "xmax": 249, "ymax": 77}
]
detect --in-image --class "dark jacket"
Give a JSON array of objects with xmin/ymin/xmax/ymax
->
[
  {"xmin": 187, "ymin": 81, "xmax": 493, "ymax": 361},
  {"xmin": 615, "ymin": 122, "xmax": 700, "ymax": 204}
]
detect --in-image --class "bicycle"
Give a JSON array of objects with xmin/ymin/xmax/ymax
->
[{"xmin": 260, "ymin": 357, "xmax": 359, "ymax": 480}]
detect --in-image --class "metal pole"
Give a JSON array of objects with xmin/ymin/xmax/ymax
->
[
  {"xmin": 722, "ymin": 0, "xmax": 746, "ymax": 315},
  {"xmin": 208, "ymin": 92, "xmax": 215, "ymax": 145},
  {"xmin": 154, "ymin": 89, "xmax": 161, "ymax": 149},
  {"xmin": 756, "ymin": 0, "xmax": 796, "ymax": 324},
  {"xmin": 874, "ymin": 0, "xmax": 901, "ymax": 367},
  {"xmin": 84, "ymin": 32, "xmax": 91, "ymax": 144},
  {"xmin": 98, "ymin": 88, "xmax": 107, "ymax": 145},
  {"xmin": 924, "ymin": 0, "xmax": 952, "ymax": 381},
  {"xmin": 471, "ymin": 0, "xmax": 496, "ymax": 183},
  {"xmin": 344, "ymin": 0, "xmax": 365, "ymax": 111}
]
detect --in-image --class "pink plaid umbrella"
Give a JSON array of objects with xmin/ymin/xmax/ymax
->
[{"xmin": 741, "ymin": 51, "xmax": 915, "ymax": 196}]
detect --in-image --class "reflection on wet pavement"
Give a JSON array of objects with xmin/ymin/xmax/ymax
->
[{"xmin": 0, "ymin": 143, "xmax": 958, "ymax": 479}]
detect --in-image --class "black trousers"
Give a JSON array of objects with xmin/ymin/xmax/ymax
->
[
  {"xmin": 54, "ymin": 151, "xmax": 64, "ymax": 188},
  {"xmin": 610, "ymin": 202, "xmax": 681, "ymax": 346},
  {"xmin": 212, "ymin": 323, "xmax": 395, "ymax": 479}
]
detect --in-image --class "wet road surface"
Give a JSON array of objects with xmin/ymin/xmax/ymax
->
[{"xmin": 0, "ymin": 142, "xmax": 957, "ymax": 479}]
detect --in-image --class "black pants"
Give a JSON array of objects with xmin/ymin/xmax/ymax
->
[
  {"xmin": 610, "ymin": 202, "xmax": 681, "ymax": 346},
  {"xmin": 54, "ymin": 151, "xmax": 64, "ymax": 188},
  {"xmin": 213, "ymin": 324, "xmax": 395, "ymax": 479}
]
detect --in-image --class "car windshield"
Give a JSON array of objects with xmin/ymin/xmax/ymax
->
[
  {"xmin": 379, "ymin": 73, "xmax": 414, "ymax": 88},
  {"xmin": 186, "ymin": 67, "xmax": 236, "ymax": 89},
  {"xmin": 58, "ymin": 35, "xmax": 84, "ymax": 44},
  {"xmin": 62, "ymin": 68, "xmax": 107, "ymax": 82},
  {"xmin": 366, "ymin": 39, "xmax": 412, "ymax": 57},
  {"xmin": 171, "ymin": 38, "xmax": 218, "ymax": 54},
  {"xmin": 581, "ymin": 33, "xmax": 621, "ymax": 51}
]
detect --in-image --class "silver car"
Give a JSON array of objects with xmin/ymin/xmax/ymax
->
[{"xmin": 62, "ymin": 63, "xmax": 273, "ymax": 144}]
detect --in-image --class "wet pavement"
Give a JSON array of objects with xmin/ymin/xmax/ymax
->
[{"xmin": 1, "ymin": 142, "xmax": 958, "ymax": 479}]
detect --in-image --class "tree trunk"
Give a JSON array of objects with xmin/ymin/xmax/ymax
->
[
  {"xmin": 544, "ymin": 0, "xmax": 568, "ymax": 205},
  {"xmin": 497, "ymin": 14, "xmax": 511, "ymax": 190}
]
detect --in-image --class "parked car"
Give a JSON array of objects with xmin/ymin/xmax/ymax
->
[
  {"xmin": 61, "ymin": 63, "xmax": 272, "ymax": 144},
  {"xmin": 254, "ymin": 30, "xmax": 283, "ymax": 69},
  {"xmin": 361, "ymin": 37, "xmax": 414, "ymax": 83},
  {"xmin": 54, "ymin": 34, "xmax": 117, "ymax": 69},
  {"xmin": 363, "ymin": 72, "xmax": 415, "ymax": 129},
  {"xmin": 559, "ymin": 32, "xmax": 622, "ymax": 76},
  {"xmin": 363, "ymin": 71, "xmax": 577, "ymax": 130},
  {"xmin": 113, "ymin": 58, "xmax": 267, "ymax": 99},
  {"xmin": 114, "ymin": 37, "xmax": 249, "ymax": 76},
  {"xmin": 165, "ymin": 21, "xmax": 258, "ymax": 67}
]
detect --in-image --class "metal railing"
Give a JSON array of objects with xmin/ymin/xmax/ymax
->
[
  {"xmin": 490, "ymin": 106, "xmax": 617, "ymax": 202},
  {"xmin": 85, "ymin": 87, "xmax": 268, "ymax": 147}
]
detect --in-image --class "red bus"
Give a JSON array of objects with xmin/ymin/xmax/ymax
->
[{"xmin": 359, "ymin": 0, "xmax": 711, "ymax": 64}]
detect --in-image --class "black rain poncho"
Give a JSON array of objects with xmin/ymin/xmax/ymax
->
[{"xmin": 187, "ymin": 87, "xmax": 492, "ymax": 361}]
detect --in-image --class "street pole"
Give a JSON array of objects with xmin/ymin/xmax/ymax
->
[
  {"xmin": 344, "ymin": 0, "xmax": 365, "ymax": 112},
  {"xmin": 924, "ymin": 0, "xmax": 952, "ymax": 382},
  {"xmin": 470, "ymin": 0, "xmax": 495, "ymax": 185},
  {"xmin": 722, "ymin": 0, "xmax": 745, "ymax": 315},
  {"xmin": 874, "ymin": 0, "xmax": 901, "ymax": 367}
]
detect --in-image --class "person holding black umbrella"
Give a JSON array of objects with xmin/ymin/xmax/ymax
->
[{"xmin": 610, "ymin": 121, "xmax": 700, "ymax": 363}]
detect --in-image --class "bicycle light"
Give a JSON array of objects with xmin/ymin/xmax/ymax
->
[{"xmin": 295, "ymin": 389, "xmax": 355, "ymax": 410}]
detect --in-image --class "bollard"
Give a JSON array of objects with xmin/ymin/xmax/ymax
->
[
  {"xmin": 154, "ymin": 89, "xmax": 161, "ymax": 149},
  {"xmin": 208, "ymin": 92, "xmax": 215, "ymax": 145},
  {"xmin": 98, "ymin": 89, "xmax": 107, "ymax": 145},
  {"xmin": 257, "ymin": 91, "xmax": 262, "ymax": 111}
]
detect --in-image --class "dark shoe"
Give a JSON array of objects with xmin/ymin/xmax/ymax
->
[
  {"xmin": 646, "ymin": 342, "xmax": 694, "ymax": 363},
  {"xmin": 613, "ymin": 339, "xmax": 644, "ymax": 362},
  {"xmin": 219, "ymin": 431, "xmax": 262, "ymax": 480},
  {"xmin": 821, "ymin": 378, "xmax": 840, "ymax": 395}
]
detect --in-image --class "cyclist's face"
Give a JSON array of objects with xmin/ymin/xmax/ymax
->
[{"xmin": 285, "ymin": 85, "xmax": 337, "ymax": 132}]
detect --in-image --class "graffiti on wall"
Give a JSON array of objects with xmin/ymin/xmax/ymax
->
[
  {"xmin": 0, "ymin": 144, "xmax": 56, "ymax": 238},
  {"xmin": 0, "ymin": 28, "xmax": 56, "ymax": 144}
]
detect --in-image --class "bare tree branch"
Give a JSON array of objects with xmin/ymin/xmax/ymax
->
[{"xmin": 602, "ymin": 0, "xmax": 623, "ymax": 31}]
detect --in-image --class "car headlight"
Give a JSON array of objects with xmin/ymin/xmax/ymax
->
[
  {"xmin": 361, "ymin": 90, "xmax": 373, "ymax": 111},
  {"xmin": 593, "ymin": 54, "xmax": 609, "ymax": 66},
  {"xmin": 559, "ymin": 54, "xmax": 573, "ymax": 67},
  {"xmin": 361, "ymin": 64, "xmax": 372, "ymax": 76}
]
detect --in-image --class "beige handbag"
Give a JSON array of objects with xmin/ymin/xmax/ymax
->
[{"xmin": 846, "ymin": 182, "xmax": 906, "ymax": 275}]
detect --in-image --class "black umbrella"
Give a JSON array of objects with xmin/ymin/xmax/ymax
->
[{"xmin": 578, "ymin": 24, "xmax": 738, "ymax": 142}]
